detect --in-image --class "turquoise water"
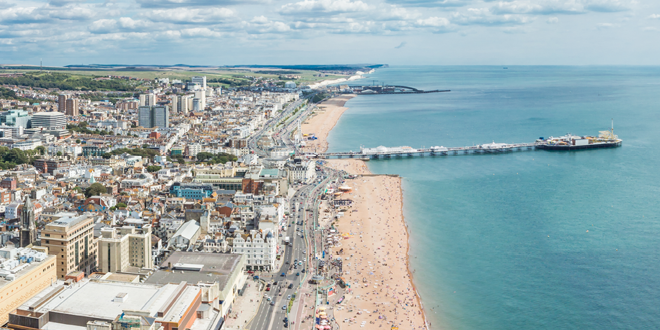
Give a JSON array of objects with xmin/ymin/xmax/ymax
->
[{"xmin": 326, "ymin": 66, "xmax": 660, "ymax": 330}]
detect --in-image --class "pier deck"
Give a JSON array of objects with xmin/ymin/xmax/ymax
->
[{"xmin": 316, "ymin": 143, "xmax": 538, "ymax": 159}]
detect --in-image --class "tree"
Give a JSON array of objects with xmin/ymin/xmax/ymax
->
[
  {"xmin": 142, "ymin": 144, "xmax": 149, "ymax": 149},
  {"xmin": 5, "ymin": 149, "xmax": 28, "ymax": 164},
  {"xmin": 76, "ymin": 139, "xmax": 81, "ymax": 144},
  {"xmin": 146, "ymin": 165, "xmax": 162, "ymax": 173},
  {"xmin": 85, "ymin": 183, "xmax": 107, "ymax": 197},
  {"xmin": 116, "ymin": 202, "xmax": 127, "ymax": 208},
  {"xmin": 35, "ymin": 146, "xmax": 45, "ymax": 155}
]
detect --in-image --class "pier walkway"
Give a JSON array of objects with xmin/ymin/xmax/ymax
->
[{"xmin": 316, "ymin": 142, "xmax": 539, "ymax": 159}]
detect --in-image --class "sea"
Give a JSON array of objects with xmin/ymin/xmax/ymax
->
[{"xmin": 326, "ymin": 66, "xmax": 660, "ymax": 330}]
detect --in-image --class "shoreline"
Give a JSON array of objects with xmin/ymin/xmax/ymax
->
[
  {"xmin": 308, "ymin": 73, "xmax": 365, "ymax": 89},
  {"xmin": 303, "ymin": 96, "xmax": 430, "ymax": 329},
  {"xmin": 299, "ymin": 94, "xmax": 355, "ymax": 154}
]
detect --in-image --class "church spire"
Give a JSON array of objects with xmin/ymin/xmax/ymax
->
[{"xmin": 24, "ymin": 195, "xmax": 33, "ymax": 209}]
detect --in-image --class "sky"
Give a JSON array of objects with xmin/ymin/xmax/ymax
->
[{"xmin": 0, "ymin": 0, "xmax": 659, "ymax": 66}]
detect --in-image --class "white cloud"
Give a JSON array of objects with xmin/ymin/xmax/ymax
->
[
  {"xmin": 453, "ymin": 8, "xmax": 531, "ymax": 26},
  {"xmin": 503, "ymin": 26, "xmax": 526, "ymax": 33},
  {"xmin": 142, "ymin": 8, "xmax": 235, "ymax": 24},
  {"xmin": 118, "ymin": 17, "xmax": 152, "ymax": 29},
  {"xmin": 88, "ymin": 17, "xmax": 154, "ymax": 34},
  {"xmin": 596, "ymin": 22, "xmax": 618, "ymax": 29},
  {"xmin": 547, "ymin": 16, "xmax": 559, "ymax": 23},
  {"xmin": 245, "ymin": 16, "xmax": 292, "ymax": 34},
  {"xmin": 491, "ymin": 1, "xmax": 584, "ymax": 15},
  {"xmin": 583, "ymin": 0, "xmax": 634, "ymax": 12},
  {"xmin": 89, "ymin": 19, "xmax": 117, "ymax": 34},
  {"xmin": 279, "ymin": 0, "xmax": 369, "ymax": 15},
  {"xmin": 649, "ymin": 14, "xmax": 660, "ymax": 19},
  {"xmin": 180, "ymin": 27, "xmax": 223, "ymax": 38},
  {"xmin": 415, "ymin": 16, "xmax": 454, "ymax": 32}
]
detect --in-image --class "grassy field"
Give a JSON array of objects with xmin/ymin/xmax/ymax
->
[{"xmin": 0, "ymin": 67, "xmax": 347, "ymax": 88}]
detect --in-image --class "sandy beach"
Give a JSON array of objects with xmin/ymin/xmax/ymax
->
[
  {"xmin": 300, "ymin": 94, "xmax": 354, "ymax": 154},
  {"xmin": 303, "ymin": 96, "xmax": 429, "ymax": 329}
]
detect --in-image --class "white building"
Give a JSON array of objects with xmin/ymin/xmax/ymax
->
[
  {"xmin": 11, "ymin": 139, "xmax": 42, "ymax": 151},
  {"xmin": 31, "ymin": 112, "xmax": 66, "ymax": 130},
  {"xmin": 139, "ymin": 93, "xmax": 156, "ymax": 107},
  {"xmin": 168, "ymin": 220, "xmax": 200, "ymax": 250},
  {"xmin": 192, "ymin": 76, "xmax": 207, "ymax": 89},
  {"xmin": 287, "ymin": 159, "xmax": 316, "ymax": 183},
  {"xmin": 187, "ymin": 143, "xmax": 202, "ymax": 157},
  {"xmin": 97, "ymin": 225, "xmax": 153, "ymax": 272},
  {"xmin": 232, "ymin": 229, "xmax": 278, "ymax": 271}
]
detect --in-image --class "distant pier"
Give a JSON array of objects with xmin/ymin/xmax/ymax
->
[{"xmin": 347, "ymin": 84, "xmax": 450, "ymax": 95}]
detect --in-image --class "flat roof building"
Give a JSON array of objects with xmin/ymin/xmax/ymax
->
[
  {"xmin": 31, "ymin": 112, "xmax": 66, "ymax": 130},
  {"xmin": 40, "ymin": 213, "xmax": 98, "ymax": 279},
  {"xmin": 9, "ymin": 280, "xmax": 215, "ymax": 330},
  {"xmin": 0, "ymin": 249, "xmax": 56, "ymax": 325},
  {"xmin": 146, "ymin": 252, "xmax": 246, "ymax": 318}
]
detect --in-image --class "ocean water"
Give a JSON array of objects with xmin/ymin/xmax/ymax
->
[{"xmin": 326, "ymin": 66, "xmax": 660, "ymax": 330}]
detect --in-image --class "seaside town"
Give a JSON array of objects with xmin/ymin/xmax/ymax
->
[{"xmin": 0, "ymin": 68, "xmax": 427, "ymax": 330}]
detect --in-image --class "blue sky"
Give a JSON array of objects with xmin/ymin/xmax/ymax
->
[{"xmin": 0, "ymin": 0, "xmax": 658, "ymax": 66}]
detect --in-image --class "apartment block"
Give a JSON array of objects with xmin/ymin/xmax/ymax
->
[
  {"xmin": 65, "ymin": 98, "xmax": 79, "ymax": 116},
  {"xmin": 40, "ymin": 214, "xmax": 98, "ymax": 278},
  {"xmin": 138, "ymin": 105, "xmax": 169, "ymax": 128},
  {"xmin": 57, "ymin": 94, "xmax": 68, "ymax": 112},
  {"xmin": 97, "ymin": 225, "xmax": 153, "ymax": 273}
]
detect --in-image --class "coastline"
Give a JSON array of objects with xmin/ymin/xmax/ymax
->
[
  {"xmin": 308, "ymin": 73, "xmax": 365, "ymax": 89},
  {"xmin": 302, "ymin": 97, "xmax": 430, "ymax": 329},
  {"xmin": 299, "ymin": 94, "xmax": 355, "ymax": 154}
]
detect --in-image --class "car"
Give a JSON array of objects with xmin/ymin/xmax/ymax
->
[
  {"xmin": 281, "ymin": 272, "xmax": 286, "ymax": 277},
  {"xmin": 296, "ymin": 272, "xmax": 300, "ymax": 276},
  {"xmin": 282, "ymin": 305, "xmax": 287, "ymax": 310},
  {"xmin": 288, "ymin": 283, "xmax": 293, "ymax": 289},
  {"xmin": 266, "ymin": 287, "xmax": 271, "ymax": 291},
  {"xmin": 270, "ymin": 301, "xmax": 275, "ymax": 306},
  {"xmin": 287, "ymin": 295, "xmax": 291, "ymax": 300},
  {"xmin": 273, "ymin": 281, "xmax": 278, "ymax": 286},
  {"xmin": 283, "ymin": 322, "xmax": 288, "ymax": 328},
  {"xmin": 301, "ymin": 269, "xmax": 306, "ymax": 273},
  {"xmin": 284, "ymin": 317, "xmax": 288, "ymax": 323}
]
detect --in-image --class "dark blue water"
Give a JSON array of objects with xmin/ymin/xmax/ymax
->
[{"xmin": 327, "ymin": 66, "xmax": 660, "ymax": 330}]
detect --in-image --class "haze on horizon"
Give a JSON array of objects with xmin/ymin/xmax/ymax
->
[{"xmin": 1, "ymin": 0, "xmax": 658, "ymax": 66}]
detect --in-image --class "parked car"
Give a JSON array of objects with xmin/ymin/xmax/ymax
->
[{"xmin": 288, "ymin": 283, "xmax": 293, "ymax": 289}]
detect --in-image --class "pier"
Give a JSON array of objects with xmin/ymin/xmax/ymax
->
[
  {"xmin": 347, "ymin": 84, "xmax": 450, "ymax": 95},
  {"xmin": 315, "ymin": 142, "xmax": 539, "ymax": 159}
]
